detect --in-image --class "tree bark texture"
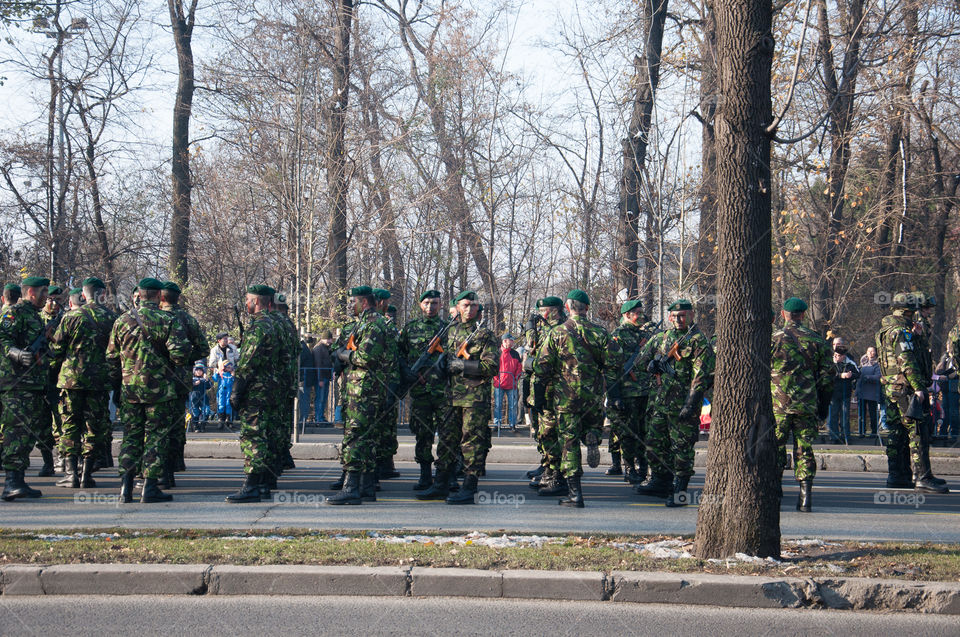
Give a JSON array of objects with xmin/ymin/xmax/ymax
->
[
  {"xmin": 168, "ymin": 0, "xmax": 197, "ymax": 285},
  {"xmin": 693, "ymin": 0, "xmax": 780, "ymax": 559},
  {"xmin": 326, "ymin": 0, "xmax": 353, "ymax": 306}
]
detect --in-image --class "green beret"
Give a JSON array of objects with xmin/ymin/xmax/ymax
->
[
  {"xmin": 387, "ymin": 304, "xmax": 397, "ymax": 313},
  {"xmin": 22, "ymin": 276, "xmax": 50, "ymax": 288},
  {"xmin": 567, "ymin": 289, "xmax": 590, "ymax": 306},
  {"xmin": 82, "ymin": 277, "xmax": 106, "ymax": 289},
  {"xmin": 453, "ymin": 290, "xmax": 477, "ymax": 303},
  {"xmin": 620, "ymin": 299, "xmax": 643, "ymax": 315},
  {"xmin": 3, "ymin": 283, "xmax": 20, "ymax": 293},
  {"xmin": 783, "ymin": 297, "xmax": 807, "ymax": 312},
  {"xmin": 348, "ymin": 285, "xmax": 373, "ymax": 297},
  {"xmin": 419, "ymin": 290, "xmax": 441, "ymax": 302},
  {"xmin": 68, "ymin": 287, "xmax": 82, "ymax": 296},
  {"xmin": 668, "ymin": 298, "xmax": 694, "ymax": 311},
  {"xmin": 161, "ymin": 281, "xmax": 181, "ymax": 294},
  {"xmin": 373, "ymin": 288, "xmax": 391, "ymax": 300},
  {"xmin": 536, "ymin": 296, "xmax": 563, "ymax": 308},
  {"xmin": 47, "ymin": 285, "xmax": 63, "ymax": 296},
  {"xmin": 138, "ymin": 277, "xmax": 163, "ymax": 291},
  {"xmin": 247, "ymin": 284, "xmax": 276, "ymax": 296}
]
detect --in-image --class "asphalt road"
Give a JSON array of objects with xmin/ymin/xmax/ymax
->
[
  {"xmin": 1, "ymin": 596, "xmax": 957, "ymax": 636},
  {"xmin": 3, "ymin": 458, "xmax": 959, "ymax": 542}
]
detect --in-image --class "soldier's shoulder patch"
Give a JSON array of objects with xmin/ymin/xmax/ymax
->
[{"xmin": 1, "ymin": 311, "xmax": 13, "ymax": 328}]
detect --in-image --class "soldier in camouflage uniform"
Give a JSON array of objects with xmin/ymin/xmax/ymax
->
[
  {"xmin": 226, "ymin": 284, "xmax": 282, "ymax": 503},
  {"xmin": 522, "ymin": 296, "xmax": 567, "ymax": 493},
  {"xmin": 532, "ymin": 290, "xmax": 607, "ymax": 508},
  {"xmin": 270, "ymin": 295, "xmax": 300, "ymax": 479},
  {"xmin": 399, "ymin": 290, "xmax": 447, "ymax": 490},
  {"xmin": 417, "ymin": 290, "xmax": 498, "ymax": 504},
  {"xmin": 327, "ymin": 286, "xmax": 390, "ymax": 505},
  {"xmin": 33, "ymin": 285, "xmax": 65, "ymax": 477},
  {"xmin": 770, "ymin": 297, "xmax": 834, "ymax": 512},
  {"xmin": 48, "ymin": 278, "xmax": 117, "ymax": 490},
  {"xmin": 635, "ymin": 299, "xmax": 715, "ymax": 506},
  {"xmin": 606, "ymin": 299, "xmax": 660, "ymax": 487},
  {"xmin": 373, "ymin": 288, "xmax": 401, "ymax": 481},
  {"xmin": 0, "ymin": 276, "xmax": 52, "ymax": 501},
  {"xmin": 159, "ymin": 282, "xmax": 209, "ymax": 488},
  {"xmin": 876, "ymin": 292, "xmax": 948, "ymax": 493},
  {"xmin": 0, "ymin": 284, "xmax": 22, "ymax": 463},
  {"xmin": 107, "ymin": 277, "xmax": 192, "ymax": 503}
]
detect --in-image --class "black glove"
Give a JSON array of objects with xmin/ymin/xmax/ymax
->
[
  {"xmin": 336, "ymin": 347, "xmax": 353, "ymax": 365},
  {"xmin": 7, "ymin": 347, "xmax": 34, "ymax": 367},
  {"xmin": 447, "ymin": 356, "xmax": 466, "ymax": 375},
  {"xmin": 531, "ymin": 380, "xmax": 546, "ymax": 416},
  {"xmin": 524, "ymin": 313, "xmax": 540, "ymax": 334},
  {"xmin": 230, "ymin": 376, "xmax": 248, "ymax": 414},
  {"xmin": 678, "ymin": 390, "xmax": 703, "ymax": 421}
]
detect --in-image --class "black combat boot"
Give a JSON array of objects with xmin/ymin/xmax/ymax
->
[
  {"xmin": 140, "ymin": 478, "xmax": 173, "ymax": 503},
  {"xmin": 605, "ymin": 452, "xmax": 623, "ymax": 476},
  {"xmin": 448, "ymin": 472, "xmax": 460, "ymax": 492},
  {"xmin": 2, "ymin": 470, "xmax": 42, "ymax": 501},
  {"xmin": 625, "ymin": 462, "xmax": 643, "ymax": 485},
  {"xmin": 57, "ymin": 450, "xmax": 66, "ymax": 473},
  {"xmin": 327, "ymin": 472, "xmax": 361, "ymax": 505},
  {"xmin": 218, "ymin": 412, "xmax": 227, "ymax": 431},
  {"xmin": 119, "ymin": 470, "xmax": 135, "ymax": 503},
  {"xmin": 360, "ymin": 472, "xmax": 377, "ymax": 502},
  {"xmin": 282, "ymin": 449, "xmax": 296, "ymax": 470},
  {"xmin": 329, "ymin": 470, "xmax": 346, "ymax": 490},
  {"xmin": 159, "ymin": 457, "xmax": 176, "ymax": 489},
  {"xmin": 379, "ymin": 457, "xmax": 400, "ymax": 480},
  {"xmin": 525, "ymin": 464, "xmax": 545, "ymax": 479},
  {"xmin": 413, "ymin": 462, "xmax": 433, "ymax": 491},
  {"xmin": 797, "ymin": 480, "xmax": 812, "ymax": 512},
  {"xmin": 537, "ymin": 469, "xmax": 566, "ymax": 496},
  {"xmin": 917, "ymin": 444, "xmax": 948, "ymax": 486},
  {"xmin": 446, "ymin": 474, "xmax": 478, "ymax": 504},
  {"xmin": 584, "ymin": 432, "xmax": 601, "ymax": 469},
  {"xmin": 416, "ymin": 470, "xmax": 450, "ymax": 500},
  {"xmin": 528, "ymin": 472, "xmax": 544, "ymax": 489},
  {"xmin": 913, "ymin": 448, "xmax": 950, "ymax": 494},
  {"xmin": 558, "ymin": 474, "xmax": 584, "ymax": 508},
  {"xmin": 226, "ymin": 472, "xmax": 262, "ymax": 503},
  {"xmin": 665, "ymin": 476, "xmax": 691, "ymax": 508},
  {"xmin": 634, "ymin": 472, "xmax": 673, "ymax": 498},
  {"xmin": 79, "ymin": 456, "xmax": 97, "ymax": 488},
  {"xmin": 38, "ymin": 448, "xmax": 56, "ymax": 477},
  {"xmin": 101, "ymin": 443, "xmax": 114, "ymax": 469},
  {"xmin": 57, "ymin": 455, "xmax": 80, "ymax": 488}
]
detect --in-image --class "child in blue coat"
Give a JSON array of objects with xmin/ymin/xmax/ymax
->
[
  {"xmin": 189, "ymin": 364, "xmax": 212, "ymax": 432},
  {"xmin": 214, "ymin": 361, "xmax": 236, "ymax": 430}
]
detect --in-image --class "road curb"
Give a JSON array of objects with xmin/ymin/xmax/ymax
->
[
  {"xmin": 158, "ymin": 442, "xmax": 960, "ymax": 475},
  {"xmin": 2, "ymin": 564, "xmax": 958, "ymax": 613}
]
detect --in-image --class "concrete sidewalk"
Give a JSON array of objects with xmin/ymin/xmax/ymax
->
[
  {"xmin": 2, "ymin": 563, "xmax": 958, "ymax": 614},
  {"xmin": 119, "ymin": 440, "xmax": 960, "ymax": 475}
]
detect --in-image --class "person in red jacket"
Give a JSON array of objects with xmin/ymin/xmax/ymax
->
[{"xmin": 494, "ymin": 333, "xmax": 522, "ymax": 431}]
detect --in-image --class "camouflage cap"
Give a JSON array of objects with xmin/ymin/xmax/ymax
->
[
  {"xmin": 454, "ymin": 290, "xmax": 477, "ymax": 303},
  {"xmin": 567, "ymin": 289, "xmax": 590, "ymax": 306},
  {"xmin": 161, "ymin": 281, "xmax": 182, "ymax": 294},
  {"xmin": 891, "ymin": 292, "xmax": 915, "ymax": 309},
  {"xmin": 783, "ymin": 297, "xmax": 808, "ymax": 312},
  {"xmin": 373, "ymin": 288, "xmax": 391, "ymax": 300},
  {"xmin": 81, "ymin": 277, "xmax": 106, "ymax": 289},
  {"xmin": 22, "ymin": 276, "xmax": 50, "ymax": 288},
  {"xmin": 620, "ymin": 299, "xmax": 643, "ymax": 315},
  {"xmin": 536, "ymin": 296, "xmax": 563, "ymax": 308},
  {"xmin": 137, "ymin": 277, "xmax": 163, "ymax": 291},
  {"xmin": 419, "ymin": 289, "xmax": 441, "ymax": 302},
  {"xmin": 348, "ymin": 285, "xmax": 373, "ymax": 297},
  {"xmin": 668, "ymin": 298, "xmax": 694, "ymax": 311},
  {"xmin": 247, "ymin": 284, "xmax": 275, "ymax": 296}
]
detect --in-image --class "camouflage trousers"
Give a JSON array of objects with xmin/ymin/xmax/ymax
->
[
  {"xmin": 37, "ymin": 386, "xmax": 60, "ymax": 454},
  {"xmin": 408, "ymin": 389, "xmax": 445, "ymax": 464},
  {"xmin": 165, "ymin": 392, "xmax": 189, "ymax": 466},
  {"xmin": 341, "ymin": 391, "xmax": 380, "ymax": 473},
  {"xmin": 538, "ymin": 409, "xmax": 561, "ymax": 471},
  {"xmin": 58, "ymin": 389, "xmax": 111, "ymax": 458},
  {"xmin": 774, "ymin": 411, "xmax": 817, "ymax": 481},
  {"xmin": 645, "ymin": 394, "xmax": 698, "ymax": 479},
  {"xmin": 1, "ymin": 390, "xmax": 47, "ymax": 471},
  {"xmin": 118, "ymin": 400, "xmax": 176, "ymax": 480},
  {"xmin": 436, "ymin": 403, "xmax": 488, "ymax": 477},
  {"xmin": 238, "ymin": 403, "xmax": 280, "ymax": 475},
  {"xmin": 376, "ymin": 390, "xmax": 399, "ymax": 462},
  {"xmin": 557, "ymin": 407, "xmax": 603, "ymax": 478},
  {"xmin": 608, "ymin": 396, "xmax": 648, "ymax": 467},
  {"xmin": 882, "ymin": 390, "xmax": 924, "ymax": 476}
]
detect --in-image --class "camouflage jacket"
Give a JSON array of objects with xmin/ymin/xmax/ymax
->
[
  {"xmin": 383, "ymin": 319, "xmax": 401, "ymax": 386},
  {"xmin": 48, "ymin": 302, "xmax": 118, "ymax": 390},
  {"xmin": 164, "ymin": 304, "xmax": 209, "ymax": 396},
  {"xmin": 947, "ymin": 323, "xmax": 960, "ymax": 371},
  {"xmin": 533, "ymin": 315, "xmax": 609, "ymax": 413},
  {"xmin": 606, "ymin": 318, "xmax": 660, "ymax": 398},
  {"xmin": 343, "ymin": 308, "xmax": 390, "ymax": 399},
  {"xmin": 638, "ymin": 325, "xmax": 715, "ymax": 401},
  {"xmin": 914, "ymin": 319, "xmax": 934, "ymax": 381},
  {"xmin": 234, "ymin": 311, "xmax": 280, "ymax": 405},
  {"xmin": 876, "ymin": 311, "xmax": 927, "ymax": 394},
  {"xmin": 399, "ymin": 314, "xmax": 448, "ymax": 397},
  {"xmin": 0, "ymin": 300, "xmax": 50, "ymax": 392},
  {"xmin": 770, "ymin": 320, "xmax": 834, "ymax": 415},
  {"xmin": 522, "ymin": 312, "xmax": 566, "ymax": 406},
  {"xmin": 269, "ymin": 311, "xmax": 299, "ymax": 399},
  {"xmin": 106, "ymin": 301, "xmax": 192, "ymax": 404},
  {"xmin": 446, "ymin": 317, "xmax": 498, "ymax": 407}
]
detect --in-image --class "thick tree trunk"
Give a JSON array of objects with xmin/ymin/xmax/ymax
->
[
  {"xmin": 693, "ymin": 0, "xmax": 780, "ymax": 559},
  {"xmin": 618, "ymin": 0, "xmax": 668, "ymax": 300},
  {"xmin": 77, "ymin": 106, "xmax": 117, "ymax": 297},
  {"xmin": 168, "ymin": 0, "xmax": 198, "ymax": 286},
  {"xmin": 326, "ymin": 0, "xmax": 353, "ymax": 308},
  {"xmin": 695, "ymin": 5, "xmax": 718, "ymax": 335}
]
